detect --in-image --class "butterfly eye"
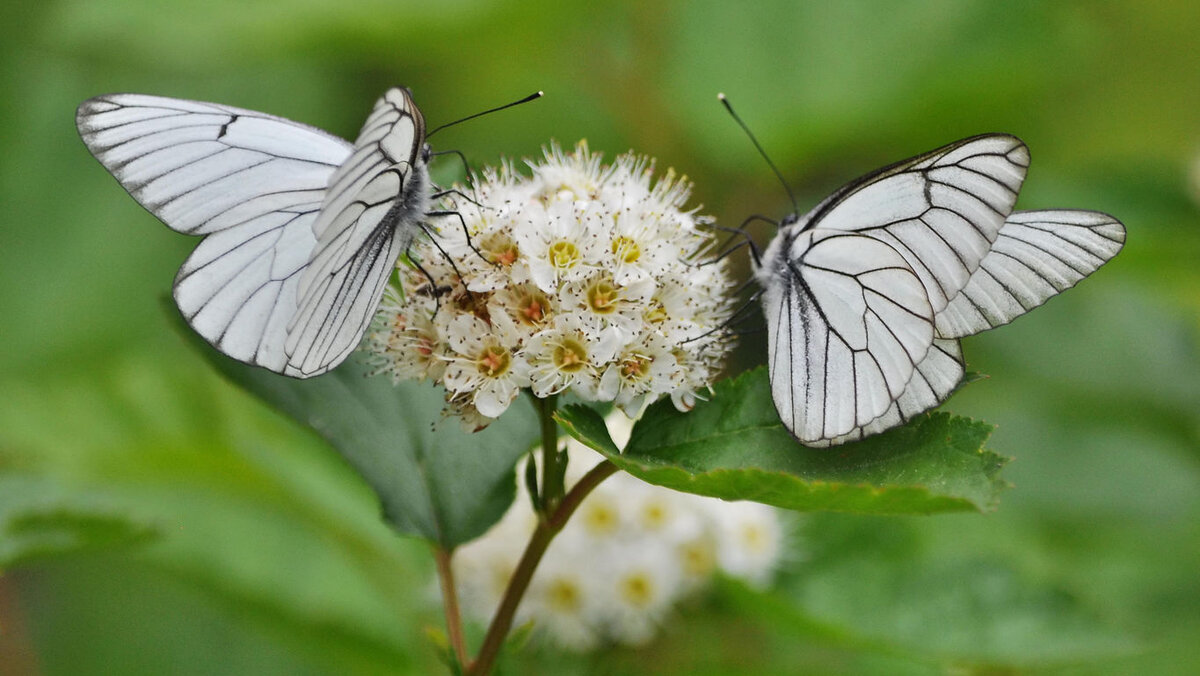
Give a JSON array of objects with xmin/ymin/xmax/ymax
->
[{"xmin": 422, "ymin": 143, "xmax": 433, "ymax": 164}]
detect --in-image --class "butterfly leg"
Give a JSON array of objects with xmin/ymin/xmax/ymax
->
[
  {"xmin": 431, "ymin": 188, "xmax": 487, "ymax": 210},
  {"xmin": 428, "ymin": 149, "xmax": 477, "ymax": 191},
  {"xmin": 425, "ymin": 209, "xmax": 495, "ymax": 268},
  {"xmin": 680, "ymin": 287, "xmax": 765, "ymax": 344},
  {"xmin": 695, "ymin": 215, "xmax": 774, "ymax": 268},
  {"xmin": 406, "ymin": 250, "xmax": 447, "ymax": 316},
  {"xmin": 417, "ymin": 221, "xmax": 479, "ymax": 312}
]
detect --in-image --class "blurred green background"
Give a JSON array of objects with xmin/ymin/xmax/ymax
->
[{"xmin": 2, "ymin": 1, "xmax": 1198, "ymax": 673}]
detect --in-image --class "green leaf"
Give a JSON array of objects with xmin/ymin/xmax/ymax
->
[
  {"xmin": 559, "ymin": 368, "xmax": 1008, "ymax": 515},
  {"xmin": 180, "ymin": 313, "xmax": 538, "ymax": 548},
  {"xmin": 749, "ymin": 514, "xmax": 1137, "ymax": 668},
  {"xmin": 1, "ymin": 354, "xmax": 437, "ymax": 672},
  {"xmin": 0, "ymin": 475, "xmax": 157, "ymax": 567}
]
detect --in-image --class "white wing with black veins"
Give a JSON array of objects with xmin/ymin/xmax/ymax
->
[
  {"xmin": 287, "ymin": 87, "xmax": 431, "ymax": 377},
  {"xmin": 76, "ymin": 93, "xmax": 353, "ymax": 375}
]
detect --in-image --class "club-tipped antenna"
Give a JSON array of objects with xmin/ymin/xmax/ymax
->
[
  {"xmin": 718, "ymin": 93, "xmax": 798, "ymax": 215},
  {"xmin": 427, "ymin": 90, "xmax": 544, "ymax": 138}
]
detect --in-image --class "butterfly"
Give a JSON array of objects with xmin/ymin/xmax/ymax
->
[
  {"xmin": 751, "ymin": 134, "xmax": 1125, "ymax": 446},
  {"xmin": 76, "ymin": 87, "xmax": 434, "ymax": 378}
]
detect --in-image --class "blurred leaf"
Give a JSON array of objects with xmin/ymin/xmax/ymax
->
[
  {"xmin": 751, "ymin": 514, "xmax": 1137, "ymax": 669},
  {"xmin": 0, "ymin": 475, "xmax": 157, "ymax": 567},
  {"xmin": 558, "ymin": 368, "xmax": 1008, "ymax": 515},
  {"xmin": 180, "ymin": 311, "xmax": 538, "ymax": 548},
  {"xmin": 0, "ymin": 354, "xmax": 437, "ymax": 673}
]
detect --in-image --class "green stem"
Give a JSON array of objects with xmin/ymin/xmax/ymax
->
[
  {"xmin": 465, "ymin": 459, "xmax": 618, "ymax": 676},
  {"xmin": 433, "ymin": 545, "xmax": 468, "ymax": 669},
  {"xmin": 535, "ymin": 394, "xmax": 562, "ymax": 513}
]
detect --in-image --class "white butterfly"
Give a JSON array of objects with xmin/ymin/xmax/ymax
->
[
  {"xmin": 76, "ymin": 87, "xmax": 433, "ymax": 377},
  {"xmin": 752, "ymin": 134, "xmax": 1125, "ymax": 446}
]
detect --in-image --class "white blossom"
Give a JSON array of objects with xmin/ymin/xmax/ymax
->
[
  {"xmin": 449, "ymin": 411, "xmax": 789, "ymax": 651},
  {"xmin": 366, "ymin": 141, "xmax": 736, "ymax": 426}
]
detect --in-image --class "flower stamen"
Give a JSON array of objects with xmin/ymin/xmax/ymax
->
[
  {"xmin": 548, "ymin": 240, "xmax": 581, "ymax": 270},
  {"xmin": 477, "ymin": 345, "xmax": 511, "ymax": 378},
  {"xmin": 552, "ymin": 337, "xmax": 589, "ymax": 373}
]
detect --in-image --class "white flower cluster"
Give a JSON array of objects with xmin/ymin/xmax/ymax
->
[
  {"xmin": 365, "ymin": 141, "xmax": 736, "ymax": 427},
  {"xmin": 451, "ymin": 414, "xmax": 787, "ymax": 651}
]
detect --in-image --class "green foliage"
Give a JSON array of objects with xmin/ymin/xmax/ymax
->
[
  {"xmin": 558, "ymin": 368, "xmax": 1008, "ymax": 515},
  {"xmin": 0, "ymin": 476, "xmax": 157, "ymax": 567},
  {"xmin": 0, "ymin": 354, "xmax": 438, "ymax": 673},
  {"xmin": 762, "ymin": 515, "xmax": 1136, "ymax": 669},
  {"xmin": 184, "ymin": 317, "xmax": 538, "ymax": 549}
]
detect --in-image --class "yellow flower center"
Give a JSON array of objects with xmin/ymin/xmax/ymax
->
[
  {"xmin": 644, "ymin": 299, "xmax": 668, "ymax": 324},
  {"xmin": 581, "ymin": 499, "xmax": 618, "ymax": 535},
  {"xmin": 552, "ymin": 337, "xmax": 589, "ymax": 373},
  {"xmin": 548, "ymin": 240, "xmax": 580, "ymax": 270},
  {"xmin": 545, "ymin": 578, "xmax": 582, "ymax": 612},
  {"xmin": 484, "ymin": 234, "xmax": 519, "ymax": 266},
  {"xmin": 619, "ymin": 573, "xmax": 654, "ymax": 608},
  {"xmin": 476, "ymin": 345, "xmax": 511, "ymax": 378},
  {"xmin": 620, "ymin": 354, "xmax": 651, "ymax": 381},
  {"xmin": 586, "ymin": 279, "xmax": 620, "ymax": 315},
  {"xmin": 611, "ymin": 235, "xmax": 641, "ymax": 264},
  {"xmin": 640, "ymin": 499, "xmax": 669, "ymax": 529},
  {"xmin": 679, "ymin": 540, "xmax": 716, "ymax": 577},
  {"xmin": 741, "ymin": 524, "xmax": 769, "ymax": 554},
  {"xmin": 515, "ymin": 290, "xmax": 551, "ymax": 326}
]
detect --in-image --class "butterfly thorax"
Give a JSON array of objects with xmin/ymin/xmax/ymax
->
[
  {"xmin": 383, "ymin": 156, "xmax": 431, "ymax": 252},
  {"xmin": 752, "ymin": 209, "xmax": 811, "ymax": 286}
]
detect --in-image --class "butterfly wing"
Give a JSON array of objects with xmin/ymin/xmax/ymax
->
[
  {"xmin": 812, "ymin": 134, "xmax": 1030, "ymax": 313},
  {"xmin": 760, "ymin": 229, "xmax": 934, "ymax": 443},
  {"xmin": 804, "ymin": 339, "xmax": 964, "ymax": 447},
  {"xmin": 285, "ymin": 85, "xmax": 432, "ymax": 374},
  {"xmin": 76, "ymin": 93, "xmax": 353, "ymax": 374},
  {"xmin": 285, "ymin": 87, "xmax": 431, "ymax": 377},
  {"xmin": 797, "ymin": 209, "xmax": 1125, "ymax": 445},
  {"xmin": 935, "ymin": 210, "xmax": 1126, "ymax": 338}
]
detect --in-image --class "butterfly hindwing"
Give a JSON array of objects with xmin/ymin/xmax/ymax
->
[
  {"xmin": 935, "ymin": 209, "xmax": 1126, "ymax": 339},
  {"xmin": 805, "ymin": 338, "xmax": 964, "ymax": 447},
  {"xmin": 761, "ymin": 229, "xmax": 934, "ymax": 443}
]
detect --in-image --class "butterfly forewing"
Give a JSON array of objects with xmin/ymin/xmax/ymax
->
[
  {"xmin": 286, "ymin": 87, "xmax": 431, "ymax": 376},
  {"xmin": 813, "ymin": 134, "xmax": 1029, "ymax": 313},
  {"xmin": 76, "ymin": 94, "xmax": 355, "ymax": 374},
  {"xmin": 762, "ymin": 229, "xmax": 934, "ymax": 443},
  {"xmin": 935, "ymin": 210, "xmax": 1126, "ymax": 338}
]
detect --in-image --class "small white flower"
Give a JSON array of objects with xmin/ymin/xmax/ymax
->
[
  {"xmin": 525, "ymin": 315, "xmax": 620, "ymax": 399},
  {"xmin": 562, "ymin": 274, "xmax": 655, "ymax": 339},
  {"xmin": 598, "ymin": 546, "xmax": 683, "ymax": 646},
  {"xmin": 708, "ymin": 500, "xmax": 785, "ymax": 588},
  {"xmin": 597, "ymin": 331, "xmax": 682, "ymax": 414},
  {"xmin": 518, "ymin": 199, "xmax": 606, "ymax": 293},
  {"xmin": 364, "ymin": 286, "xmax": 445, "ymax": 383},
  {"xmin": 442, "ymin": 314, "xmax": 529, "ymax": 418}
]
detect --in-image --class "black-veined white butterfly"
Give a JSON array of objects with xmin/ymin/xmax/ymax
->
[
  {"xmin": 78, "ymin": 87, "xmax": 439, "ymax": 378},
  {"xmin": 728, "ymin": 107, "xmax": 1125, "ymax": 446}
]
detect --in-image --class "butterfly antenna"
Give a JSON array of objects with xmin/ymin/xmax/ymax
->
[
  {"xmin": 718, "ymin": 93, "xmax": 798, "ymax": 216},
  {"xmin": 427, "ymin": 90, "xmax": 544, "ymax": 138}
]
